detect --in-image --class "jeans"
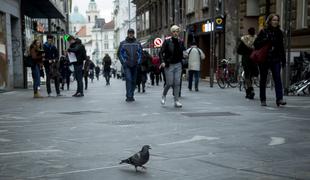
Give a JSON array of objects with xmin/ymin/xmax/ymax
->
[
  {"xmin": 104, "ymin": 69, "xmax": 111, "ymax": 85},
  {"xmin": 74, "ymin": 64, "xmax": 84, "ymax": 94},
  {"xmin": 31, "ymin": 64, "xmax": 40, "ymax": 93},
  {"xmin": 259, "ymin": 61, "xmax": 283, "ymax": 101},
  {"xmin": 123, "ymin": 65, "xmax": 137, "ymax": 98},
  {"xmin": 188, "ymin": 70, "xmax": 200, "ymax": 90},
  {"xmin": 163, "ymin": 62, "xmax": 182, "ymax": 101}
]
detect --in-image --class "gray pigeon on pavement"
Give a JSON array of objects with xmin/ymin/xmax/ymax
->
[{"xmin": 119, "ymin": 145, "xmax": 151, "ymax": 172}]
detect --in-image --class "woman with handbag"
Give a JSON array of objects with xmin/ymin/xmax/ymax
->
[
  {"xmin": 29, "ymin": 39, "xmax": 44, "ymax": 98},
  {"xmin": 253, "ymin": 14, "xmax": 286, "ymax": 107}
]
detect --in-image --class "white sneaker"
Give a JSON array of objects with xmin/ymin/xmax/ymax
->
[
  {"xmin": 161, "ymin": 95, "xmax": 166, "ymax": 105},
  {"xmin": 174, "ymin": 100, "xmax": 182, "ymax": 108}
]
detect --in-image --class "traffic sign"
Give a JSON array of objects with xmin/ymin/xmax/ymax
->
[
  {"xmin": 154, "ymin": 38, "xmax": 163, "ymax": 48},
  {"xmin": 215, "ymin": 17, "xmax": 224, "ymax": 30}
]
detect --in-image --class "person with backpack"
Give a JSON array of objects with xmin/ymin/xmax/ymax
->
[
  {"xmin": 67, "ymin": 36, "xmax": 87, "ymax": 97},
  {"xmin": 185, "ymin": 42, "xmax": 205, "ymax": 91},
  {"xmin": 237, "ymin": 27, "xmax": 258, "ymax": 99}
]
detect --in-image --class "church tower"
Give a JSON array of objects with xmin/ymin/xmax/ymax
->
[{"xmin": 85, "ymin": 0, "xmax": 99, "ymax": 36}]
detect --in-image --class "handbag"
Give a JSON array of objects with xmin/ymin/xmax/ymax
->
[
  {"xmin": 24, "ymin": 55, "xmax": 34, "ymax": 67},
  {"xmin": 250, "ymin": 43, "xmax": 271, "ymax": 64}
]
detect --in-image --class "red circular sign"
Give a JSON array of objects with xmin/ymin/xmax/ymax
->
[{"xmin": 154, "ymin": 38, "xmax": 163, "ymax": 47}]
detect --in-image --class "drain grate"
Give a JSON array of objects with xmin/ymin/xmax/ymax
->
[
  {"xmin": 182, "ymin": 112, "xmax": 240, "ymax": 117},
  {"xmin": 59, "ymin": 111, "xmax": 104, "ymax": 115}
]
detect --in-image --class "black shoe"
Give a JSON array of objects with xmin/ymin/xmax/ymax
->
[
  {"xmin": 73, "ymin": 93, "xmax": 84, "ymax": 97},
  {"xmin": 142, "ymin": 89, "xmax": 145, "ymax": 93},
  {"xmin": 261, "ymin": 101, "xmax": 267, "ymax": 106},
  {"xmin": 72, "ymin": 92, "xmax": 78, "ymax": 97},
  {"xmin": 276, "ymin": 99, "xmax": 286, "ymax": 107},
  {"xmin": 195, "ymin": 88, "xmax": 199, "ymax": 92}
]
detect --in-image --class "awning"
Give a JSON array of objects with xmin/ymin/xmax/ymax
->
[{"xmin": 22, "ymin": 0, "xmax": 65, "ymax": 19}]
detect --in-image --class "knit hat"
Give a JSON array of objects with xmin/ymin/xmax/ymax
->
[{"xmin": 170, "ymin": 25, "xmax": 180, "ymax": 32}]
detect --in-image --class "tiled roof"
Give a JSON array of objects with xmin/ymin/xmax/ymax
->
[
  {"xmin": 103, "ymin": 20, "xmax": 114, "ymax": 29},
  {"xmin": 76, "ymin": 26, "xmax": 87, "ymax": 37}
]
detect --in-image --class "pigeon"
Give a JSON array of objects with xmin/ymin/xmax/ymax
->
[{"xmin": 120, "ymin": 145, "xmax": 151, "ymax": 172}]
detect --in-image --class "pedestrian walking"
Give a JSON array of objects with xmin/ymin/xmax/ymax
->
[
  {"xmin": 237, "ymin": 27, "xmax": 259, "ymax": 99},
  {"xmin": 185, "ymin": 42, "xmax": 205, "ymax": 92},
  {"xmin": 67, "ymin": 36, "xmax": 87, "ymax": 97},
  {"xmin": 43, "ymin": 35, "xmax": 61, "ymax": 97},
  {"xmin": 29, "ymin": 39, "xmax": 44, "ymax": 98},
  {"xmin": 117, "ymin": 28, "xmax": 143, "ymax": 102},
  {"xmin": 84, "ymin": 56, "xmax": 94, "ymax": 89},
  {"xmin": 59, "ymin": 51, "xmax": 72, "ymax": 90},
  {"xmin": 137, "ymin": 50, "xmax": 151, "ymax": 93},
  {"xmin": 253, "ymin": 14, "xmax": 287, "ymax": 107},
  {"xmin": 159, "ymin": 25, "xmax": 186, "ymax": 108},
  {"xmin": 102, "ymin": 54, "xmax": 112, "ymax": 85},
  {"xmin": 150, "ymin": 53, "xmax": 161, "ymax": 86},
  {"xmin": 95, "ymin": 65, "xmax": 100, "ymax": 80}
]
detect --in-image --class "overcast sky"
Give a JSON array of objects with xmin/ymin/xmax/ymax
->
[{"xmin": 72, "ymin": 0, "xmax": 114, "ymax": 22}]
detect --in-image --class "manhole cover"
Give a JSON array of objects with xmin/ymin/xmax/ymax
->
[
  {"xmin": 182, "ymin": 112, "xmax": 240, "ymax": 117},
  {"xmin": 59, "ymin": 111, "xmax": 104, "ymax": 115}
]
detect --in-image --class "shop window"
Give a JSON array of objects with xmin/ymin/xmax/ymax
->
[
  {"xmin": 246, "ymin": 0, "xmax": 259, "ymax": 16},
  {"xmin": 203, "ymin": 0, "xmax": 209, "ymax": 8},
  {"xmin": 297, "ymin": 0, "xmax": 308, "ymax": 29},
  {"xmin": 187, "ymin": 0, "xmax": 195, "ymax": 14},
  {"xmin": 0, "ymin": 12, "xmax": 7, "ymax": 89},
  {"xmin": 145, "ymin": 11, "xmax": 150, "ymax": 30}
]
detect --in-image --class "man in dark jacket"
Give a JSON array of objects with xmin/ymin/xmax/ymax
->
[
  {"xmin": 43, "ymin": 35, "xmax": 60, "ymax": 96},
  {"xmin": 117, "ymin": 29, "xmax": 142, "ymax": 102},
  {"xmin": 67, "ymin": 36, "xmax": 87, "ymax": 97},
  {"xmin": 102, "ymin": 54, "xmax": 112, "ymax": 85}
]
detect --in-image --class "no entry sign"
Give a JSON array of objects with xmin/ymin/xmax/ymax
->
[{"xmin": 154, "ymin": 38, "xmax": 163, "ymax": 48}]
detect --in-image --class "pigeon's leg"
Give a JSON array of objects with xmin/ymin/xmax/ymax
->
[{"xmin": 141, "ymin": 165, "xmax": 147, "ymax": 170}]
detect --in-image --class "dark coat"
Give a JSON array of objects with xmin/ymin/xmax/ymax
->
[
  {"xmin": 118, "ymin": 37, "xmax": 142, "ymax": 67},
  {"xmin": 67, "ymin": 39, "xmax": 87, "ymax": 65},
  {"xmin": 160, "ymin": 37, "xmax": 185, "ymax": 67},
  {"xmin": 254, "ymin": 27, "xmax": 286, "ymax": 65}
]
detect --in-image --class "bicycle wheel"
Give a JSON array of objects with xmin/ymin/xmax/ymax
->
[
  {"xmin": 228, "ymin": 76, "xmax": 238, "ymax": 88},
  {"xmin": 217, "ymin": 77, "xmax": 226, "ymax": 89}
]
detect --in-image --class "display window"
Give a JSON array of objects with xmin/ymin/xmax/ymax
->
[{"xmin": 0, "ymin": 12, "xmax": 7, "ymax": 89}]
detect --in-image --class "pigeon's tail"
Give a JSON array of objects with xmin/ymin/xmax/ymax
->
[{"xmin": 119, "ymin": 159, "xmax": 130, "ymax": 164}]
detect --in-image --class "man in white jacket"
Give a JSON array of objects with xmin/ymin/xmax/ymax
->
[{"xmin": 185, "ymin": 42, "xmax": 205, "ymax": 91}]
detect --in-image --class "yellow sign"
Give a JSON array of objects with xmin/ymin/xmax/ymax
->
[
  {"xmin": 216, "ymin": 18, "xmax": 223, "ymax": 25},
  {"xmin": 259, "ymin": 16, "xmax": 265, "ymax": 30}
]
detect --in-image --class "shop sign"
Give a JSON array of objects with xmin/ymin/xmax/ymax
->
[{"xmin": 202, "ymin": 20, "xmax": 214, "ymax": 32}]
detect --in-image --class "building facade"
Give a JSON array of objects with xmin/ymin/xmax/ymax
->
[
  {"xmin": 113, "ymin": 0, "xmax": 136, "ymax": 56},
  {"xmin": 71, "ymin": 0, "xmax": 116, "ymax": 65},
  {"xmin": 0, "ymin": 0, "xmax": 22, "ymax": 90}
]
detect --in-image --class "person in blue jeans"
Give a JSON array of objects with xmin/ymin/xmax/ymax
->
[
  {"xmin": 185, "ymin": 42, "xmax": 205, "ymax": 91},
  {"xmin": 159, "ymin": 25, "xmax": 186, "ymax": 108},
  {"xmin": 118, "ymin": 29, "xmax": 142, "ymax": 102},
  {"xmin": 254, "ymin": 14, "xmax": 287, "ymax": 107},
  {"xmin": 29, "ymin": 39, "xmax": 44, "ymax": 98},
  {"xmin": 67, "ymin": 36, "xmax": 87, "ymax": 97}
]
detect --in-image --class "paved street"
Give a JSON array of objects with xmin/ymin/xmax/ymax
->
[{"xmin": 0, "ymin": 77, "xmax": 310, "ymax": 180}]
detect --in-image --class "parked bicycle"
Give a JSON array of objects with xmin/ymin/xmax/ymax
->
[
  {"xmin": 216, "ymin": 58, "xmax": 238, "ymax": 89},
  {"xmin": 288, "ymin": 57, "xmax": 310, "ymax": 96}
]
